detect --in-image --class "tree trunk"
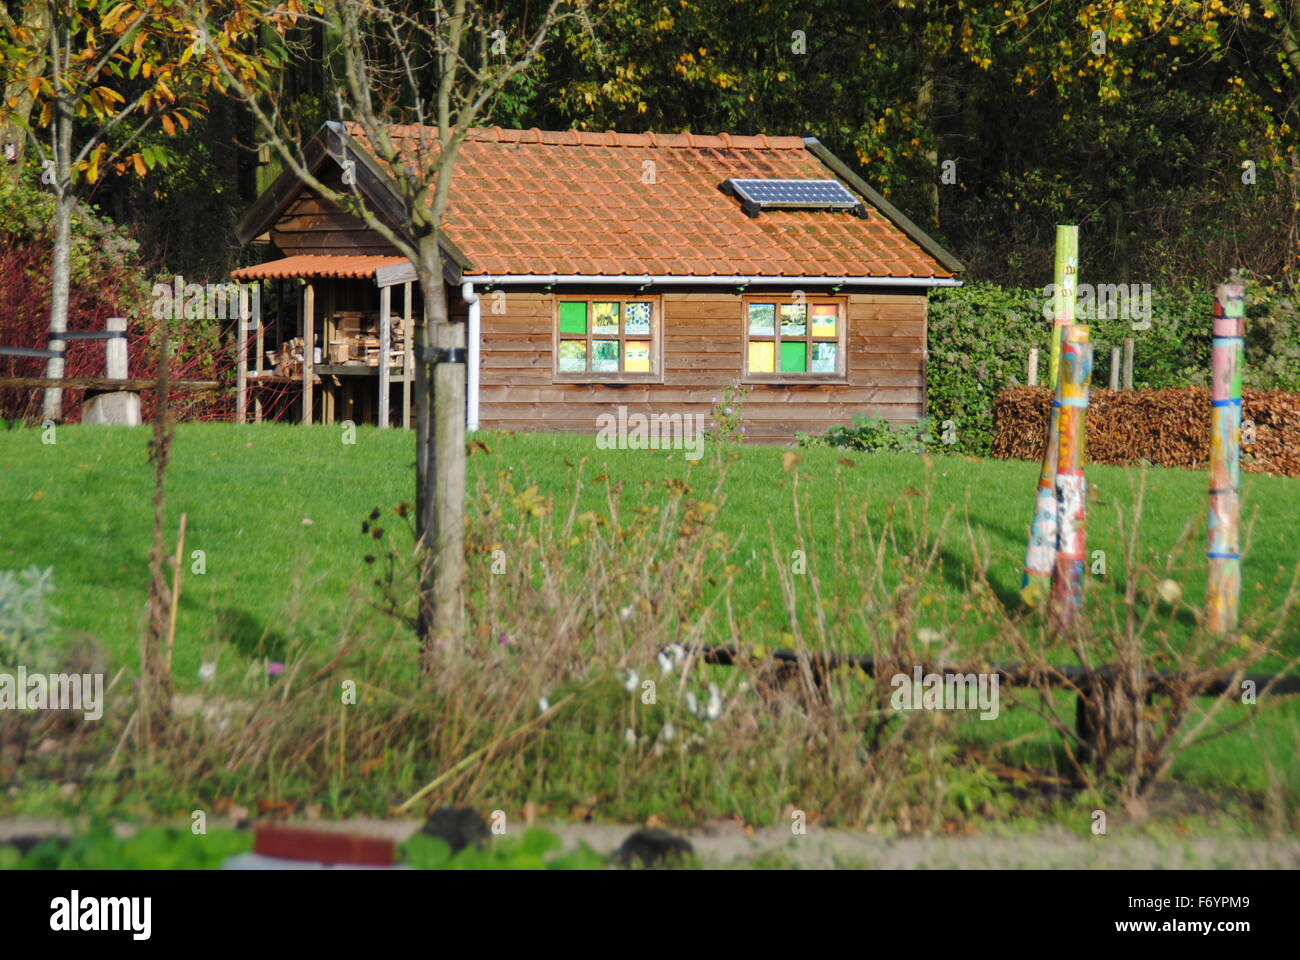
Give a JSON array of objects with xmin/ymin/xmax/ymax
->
[
  {"xmin": 916, "ymin": 44, "xmax": 940, "ymax": 229},
  {"xmin": 42, "ymin": 105, "xmax": 74, "ymax": 422},
  {"xmin": 0, "ymin": 0, "xmax": 47, "ymax": 186},
  {"xmin": 415, "ymin": 233, "xmax": 467, "ymax": 656}
]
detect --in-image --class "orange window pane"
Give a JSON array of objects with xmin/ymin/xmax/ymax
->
[
  {"xmin": 624, "ymin": 341, "xmax": 651, "ymax": 372},
  {"xmin": 811, "ymin": 304, "xmax": 838, "ymax": 338}
]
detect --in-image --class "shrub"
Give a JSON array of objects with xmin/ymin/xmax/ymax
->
[
  {"xmin": 924, "ymin": 279, "xmax": 1300, "ymax": 456},
  {"xmin": 802, "ymin": 413, "xmax": 934, "ymax": 453}
]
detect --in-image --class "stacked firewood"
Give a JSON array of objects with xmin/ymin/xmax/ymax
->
[
  {"xmin": 269, "ymin": 337, "xmax": 305, "ymax": 378},
  {"xmin": 992, "ymin": 386, "xmax": 1300, "ymax": 476}
]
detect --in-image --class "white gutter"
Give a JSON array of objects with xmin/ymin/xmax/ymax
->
[
  {"xmin": 461, "ymin": 281, "xmax": 481, "ymax": 431},
  {"xmin": 460, "ymin": 274, "xmax": 961, "ymax": 288}
]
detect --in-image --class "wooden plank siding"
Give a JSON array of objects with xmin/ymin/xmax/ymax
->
[
  {"xmin": 270, "ymin": 166, "xmax": 399, "ymax": 257},
  {"xmin": 474, "ymin": 290, "xmax": 926, "ymax": 442}
]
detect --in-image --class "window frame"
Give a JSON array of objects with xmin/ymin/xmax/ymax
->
[
  {"xmin": 551, "ymin": 294, "xmax": 665, "ymax": 384},
  {"xmin": 741, "ymin": 294, "xmax": 849, "ymax": 383}
]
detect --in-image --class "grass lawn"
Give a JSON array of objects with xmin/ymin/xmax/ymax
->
[
  {"xmin": 2, "ymin": 422, "xmax": 1298, "ymax": 810},
  {"xmin": 3, "ymin": 422, "xmax": 1298, "ymax": 669}
]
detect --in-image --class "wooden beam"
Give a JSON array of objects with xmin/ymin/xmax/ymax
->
[
  {"xmin": 237, "ymin": 285, "xmax": 249, "ymax": 423},
  {"xmin": 402, "ymin": 281, "xmax": 413, "ymax": 429},
  {"xmin": 0, "ymin": 377, "xmax": 221, "ymax": 391},
  {"xmin": 254, "ymin": 284, "xmax": 265, "ymax": 423},
  {"xmin": 303, "ymin": 282, "xmax": 315, "ymax": 424},
  {"xmin": 379, "ymin": 284, "xmax": 391, "ymax": 428}
]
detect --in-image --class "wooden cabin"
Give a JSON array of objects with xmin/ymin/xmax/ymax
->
[{"xmin": 232, "ymin": 122, "xmax": 962, "ymax": 439}]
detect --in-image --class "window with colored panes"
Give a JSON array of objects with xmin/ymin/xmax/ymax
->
[
  {"xmin": 556, "ymin": 299, "xmax": 657, "ymax": 378},
  {"xmin": 744, "ymin": 299, "xmax": 844, "ymax": 378}
]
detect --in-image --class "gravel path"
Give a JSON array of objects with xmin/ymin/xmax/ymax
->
[{"xmin": 4, "ymin": 816, "xmax": 1297, "ymax": 868}]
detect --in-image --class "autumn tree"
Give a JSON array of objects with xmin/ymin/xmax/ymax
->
[
  {"xmin": 186, "ymin": 0, "xmax": 581, "ymax": 653},
  {"xmin": 0, "ymin": 0, "xmax": 244, "ymax": 419}
]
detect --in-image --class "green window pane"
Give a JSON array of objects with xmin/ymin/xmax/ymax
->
[
  {"xmin": 811, "ymin": 342, "xmax": 838, "ymax": 373},
  {"xmin": 558, "ymin": 339, "xmax": 587, "ymax": 372},
  {"xmin": 559, "ymin": 301, "xmax": 587, "ymax": 334},
  {"xmin": 592, "ymin": 339, "xmax": 620, "ymax": 372},
  {"xmin": 780, "ymin": 304, "xmax": 807, "ymax": 337},
  {"xmin": 625, "ymin": 302, "xmax": 651, "ymax": 335},
  {"xmin": 592, "ymin": 302, "xmax": 620, "ymax": 335},
  {"xmin": 780, "ymin": 341, "xmax": 807, "ymax": 373},
  {"xmin": 748, "ymin": 303, "xmax": 775, "ymax": 335}
]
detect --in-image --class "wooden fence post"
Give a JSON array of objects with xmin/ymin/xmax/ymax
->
[
  {"xmin": 1027, "ymin": 347, "xmax": 1039, "ymax": 386},
  {"xmin": 1122, "ymin": 337, "xmax": 1134, "ymax": 390},
  {"xmin": 82, "ymin": 316, "xmax": 140, "ymax": 425},
  {"xmin": 1109, "ymin": 346, "xmax": 1120, "ymax": 390}
]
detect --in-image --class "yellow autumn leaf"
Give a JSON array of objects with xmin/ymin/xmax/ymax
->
[
  {"xmin": 160, "ymin": 113, "xmax": 175, "ymax": 135},
  {"xmin": 132, "ymin": 152, "xmax": 146, "ymax": 177}
]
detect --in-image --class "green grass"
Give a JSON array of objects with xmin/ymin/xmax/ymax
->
[
  {"xmin": 2, "ymin": 422, "xmax": 1298, "ymax": 672},
  {"xmin": 2, "ymin": 422, "xmax": 1298, "ymax": 814}
]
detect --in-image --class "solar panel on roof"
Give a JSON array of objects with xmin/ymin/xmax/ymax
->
[{"xmin": 722, "ymin": 178, "xmax": 865, "ymax": 217}]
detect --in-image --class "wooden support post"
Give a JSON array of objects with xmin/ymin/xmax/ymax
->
[
  {"xmin": 1109, "ymin": 346, "xmax": 1120, "ymax": 390},
  {"xmin": 254, "ymin": 283, "xmax": 265, "ymax": 423},
  {"xmin": 237, "ymin": 285, "xmax": 248, "ymax": 423},
  {"xmin": 1027, "ymin": 347, "xmax": 1039, "ymax": 386},
  {"xmin": 1122, "ymin": 337, "xmax": 1134, "ymax": 390},
  {"xmin": 379, "ymin": 284, "xmax": 391, "ymax": 429},
  {"xmin": 402, "ymin": 281, "xmax": 413, "ymax": 429},
  {"xmin": 1207, "ymin": 283, "xmax": 1245, "ymax": 633},
  {"xmin": 303, "ymin": 282, "xmax": 315, "ymax": 425}
]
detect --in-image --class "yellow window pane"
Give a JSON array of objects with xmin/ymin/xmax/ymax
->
[
  {"xmin": 625, "ymin": 340, "xmax": 651, "ymax": 372},
  {"xmin": 811, "ymin": 304, "xmax": 838, "ymax": 337},
  {"xmin": 748, "ymin": 340, "xmax": 775, "ymax": 373}
]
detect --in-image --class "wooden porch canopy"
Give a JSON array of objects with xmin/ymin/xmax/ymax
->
[
  {"xmin": 230, "ymin": 254, "xmax": 409, "ymax": 284},
  {"xmin": 230, "ymin": 254, "xmax": 418, "ymax": 428}
]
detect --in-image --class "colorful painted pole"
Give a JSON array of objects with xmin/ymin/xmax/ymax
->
[
  {"xmin": 1207, "ymin": 283, "xmax": 1244, "ymax": 633},
  {"xmin": 1049, "ymin": 225, "xmax": 1078, "ymax": 389},
  {"xmin": 1051, "ymin": 325, "xmax": 1093, "ymax": 631},
  {"xmin": 1021, "ymin": 395, "xmax": 1061, "ymax": 607},
  {"xmin": 1021, "ymin": 225, "xmax": 1078, "ymax": 606}
]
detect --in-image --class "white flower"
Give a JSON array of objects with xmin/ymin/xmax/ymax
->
[
  {"xmin": 624, "ymin": 669, "xmax": 639, "ymax": 693},
  {"xmin": 660, "ymin": 722, "xmax": 676, "ymax": 743},
  {"xmin": 917, "ymin": 628, "xmax": 944, "ymax": 645},
  {"xmin": 624, "ymin": 727, "xmax": 637, "ymax": 746},
  {"xmin": 685, "ymin": 692, "xmax": 698, "ymax": 715},
  {"xmin": 538, "ymin": 696, "xmax": 550, "ymax": 714},
  {"xmin": 619, "ymin": 605, "xmax": 634, "ymax": 622},
  {"xmin": 198, "ymin": 661, "xmax": 216, "ymax": 683},
  {"xmin": 666, "ymin": 643, "xmax": 685, "ymax": 665},
  {"xmin": 705, "ymin": 684, "xmax": 723, "ymax": 721},
  {"xmin": 657, "ymin": 652, "xmax": 673, "ymax": 674}
]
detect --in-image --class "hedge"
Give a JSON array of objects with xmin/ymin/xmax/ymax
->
[{"xmin": 991, "ymin": 386, "xmax": 1300, "ymax": 476}]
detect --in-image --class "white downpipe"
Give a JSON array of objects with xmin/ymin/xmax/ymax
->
[{"xmin": 462, "ymin": 281, "xmax": 481, "ymax": 431}]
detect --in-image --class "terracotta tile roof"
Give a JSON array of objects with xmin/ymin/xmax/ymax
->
[
  {"xmin": 344, "ymin": 123, "xmax": 954, "ymax": 280},
  {"xmin": 231, "ymin": 254, "xmax": 406, "ymax": 280}
]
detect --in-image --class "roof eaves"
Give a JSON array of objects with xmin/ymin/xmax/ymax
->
[{"xmin": 802, "ymin": 137, "xmax": 964, "ymax": 276}]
